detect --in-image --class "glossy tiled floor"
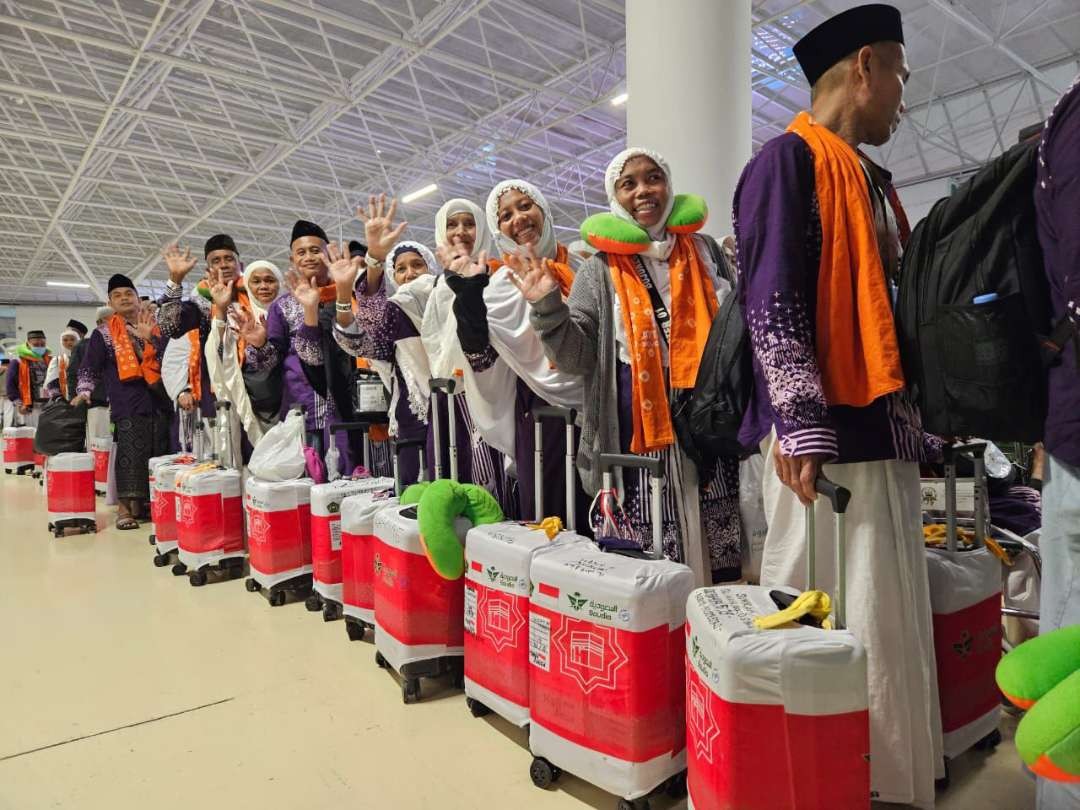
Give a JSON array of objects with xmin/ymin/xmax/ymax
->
[{"xmin": 0, "ymin": 473, "xmax": 1034, "ymax": 810}]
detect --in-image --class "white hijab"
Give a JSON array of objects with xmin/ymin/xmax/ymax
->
[
  {"xmin": 385, "ymin": 241, "xmax": 439, "ymax": 431},
  {"xmin": 604, "ymin": 146, "xmax": 677, "ymax": 259},
  {"xmin": 434, "ymin": 198, "xmax": 495, "ymax": 259},
  {"xmin": 242, "ymin": 260, "xmax": 284, "ymax": 321},
  {"xmin": 485, "ymin": 180, "xmax": 558, "ymax": 260},
  {"xmin": 423, "ymin": 202, "xmax": 488, "ymax": 381}
]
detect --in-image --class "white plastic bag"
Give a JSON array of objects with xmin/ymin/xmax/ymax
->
[
  {"xmin": 739, "ymin": 454, "xmax": 769, "ymax": 584},
  {"xmin": 247, "ymin": 410, "xmax": 306, "ymax": 481}
]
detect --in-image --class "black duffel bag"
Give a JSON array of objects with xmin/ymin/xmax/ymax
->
[{"xmin": 34, "ymin": 398, "xmax": 87, "ymax": 455}]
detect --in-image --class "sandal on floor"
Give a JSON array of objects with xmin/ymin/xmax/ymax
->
[{"xmin": 116, "ymin": 517, "xmax": 140, "ymax": 530}]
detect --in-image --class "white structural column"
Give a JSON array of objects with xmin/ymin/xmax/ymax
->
[{"xmin": 625, "ymin": 0, "xmax": 752, "ymax": 231}]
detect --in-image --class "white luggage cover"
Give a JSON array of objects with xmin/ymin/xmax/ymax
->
[
  {"xmin": 528, "ymin": 542, "xmax": 693, "ymax": 801},
  {"xmin": 463, "ymin": 522, "xmax": 587, "ymax": 726},
  {"xmin": 372, "ymin": 504, "xmax": 471, "ymax": 671},
  {"xmin": 339, "ymin": 489, "xmax": 399, "ymax": 622},
  {"xmin": 46, "ymin": 452, "xmax": 96, "ymax": 522},
  {"xmin": 244, "ymin": 477, "xmax": 314, "ymax": 587},
  {"xmin": 310, "ymin": 477, "xmax": 394, "ymax": 600},
  {"xmin": 176, "ymin": 466, "xmax": 244, "ymax": 570}
]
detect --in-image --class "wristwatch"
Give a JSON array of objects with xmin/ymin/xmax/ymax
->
[
  {"xmin": 365, "ymin": 254, "xmax": 385, "ymax": 270},
  {"xmin": 165, "ymin": 279, "xmax": 183, "ymax": 293}
]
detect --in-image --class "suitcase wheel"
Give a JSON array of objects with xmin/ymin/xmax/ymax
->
[
  {"xmin": 375, "ymin": 651, "xmax": 388, "ymax": 669},
  {"xmin": 466, "ymin": 698, "xmax": 491, "ymax": 719},
  {"xmin": 974, "ymin": 728, "xmax": 1003, "ymax": 751},
  {"xmin": 322, "ymin": 603, "xmax": 340, "ymax": 622},
  {"xmin": 148, "ymin": 534, "xmax": 157, "ymax": 547},
  {"xmin": 616, "ymin": 800, "xmax": 649, "ymax": 810},
  {"xmin": 244, "ymin": 578, "xmax": 260, "ymax": 593},
  {"xmin": 529, "ymin": 757, "xmax": 561, "ymax": 789},
  {"xmin": 402, "ymin": 678, "xmax": 421, "ymax": 704},
  {"xmin": 189, "ymin": 570, "xmax": 208, "ymax": 587},
  {"xmin": 345, "ymin": 620, "xmax": 365, "ymax": 641},
  {"xmin": 153, "ymin": 553, "xmax": 170, "ymax": 568},
  {"xmin": 305, "ymin": 593, "xmax": 322, "ymax": 612},
  {"xmin": 935, "ymin": 759, "xmax": 951, "ymax": 792},
  {"xmin": 269, "ymin": 590, "xmax": 287, "ymax": 607},
  {"xmin": 664, "ymin": 772, "xmax": 687, "ymax": 800},
  {"xmin": 171, "ymin": 563, "xmax": 187, "ymax": 577}
]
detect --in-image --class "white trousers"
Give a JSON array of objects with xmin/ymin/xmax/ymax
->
[{"xmin": 761, "ymin": 437, "xmax": 943, "ymax": 808}]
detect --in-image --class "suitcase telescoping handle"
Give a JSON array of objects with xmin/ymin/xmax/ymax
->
[
  {"xmin": 598, "ymin": 453, "xmax": 665, "ymax": 560},
  {"xmin": 391, "ymin": 438, "xmax": 427, "ymax": 495},
  {"xmin": 532, "ymin": 405, "xmax": 578, "ymax": 531},
  {"xmin": 943, "ymin": 442, "xmax": 987, "ymax": 552},
  {"xmin": 215, "ymin": 400, "xmax": 234, "ymax": 470},
  {"xmin": 332, "ymin": 416, "xmax": 385, "ymax": 471},
  {"xmin": 805, "ymin": 476, "xmax": 852, "ymax": 630},
  {"xmin": 428, "ymin": 376, "xmax": 458, "ymax": 481}
]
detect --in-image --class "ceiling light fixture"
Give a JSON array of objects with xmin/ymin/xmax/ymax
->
[
  {"xmin": 611, "ymin": 93, "xmax": 629, "ymax": 106},
  {"xmin": 402, "ymin": 183, "xmax": 438, "ymax": 204},
  {"xmin": 46, "ymin": 280, "xmax": 90, "ymax": 289}
]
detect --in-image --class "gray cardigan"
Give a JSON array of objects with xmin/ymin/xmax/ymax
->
[{"xmin": 529, "ymin": 234, "xmax": 726, "ymax": 494}]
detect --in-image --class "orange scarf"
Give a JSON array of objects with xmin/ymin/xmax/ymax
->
[
  {"xmin": 609, "ymin": 234, "xmax": 718, "ymax": 454},
  {"xmin": 496, "ymin": 242, "xmax": 575, "ymax": 297},
  {"xmin": 787, "ymin": 111, "xmax": 905, "ymax": 407},
  {"xmin": 18, "ymin": 352, "xmax": 49, "ymax": 404},
  {"xmin": 59, "ymin": 355, "xmax": 68, "ymax": 399},
  {"xmin": 109, "ymin": 314, "xmax": 161, "ymax": 386},
  {"xmin": 186, "ymin": 330, "xmax": 202, "ymax": 402}
]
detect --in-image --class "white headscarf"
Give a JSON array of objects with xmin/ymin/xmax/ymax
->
[
  {"xmin": 485, "ymin": 180, "xmax": 558, "ymax": 260},
  {"xmin": 435, "ymin": 198, "xmax": 495, "ymax": 259},
  {"xmin": 57, "ymin": 328, "xmax": 80, "ymax": 359},
  {"xmin": 242, "ymin": 260, "xmax": 284, "ymax": 321},
  {"xmin": 604, "ymin": 147, "xmax": 676, "ymax": 259},
  {"xmin": 385, "ymin": 240, "xmax": 439, "ymax": 296}
]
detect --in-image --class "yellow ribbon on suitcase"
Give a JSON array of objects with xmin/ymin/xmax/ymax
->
[{"xmin": 753, "ymin": 590, "xmax": 834, "ymax": 631}]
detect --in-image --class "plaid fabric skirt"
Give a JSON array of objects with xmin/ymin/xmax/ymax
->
[{"xmin": 113, "ymin": 412, "xmax": 171, "ymax": 500}]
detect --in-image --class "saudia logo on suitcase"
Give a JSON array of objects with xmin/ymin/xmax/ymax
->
[
  {"xmin": 565, "ymin": 591, "xmax": 626, "ymax": 623},
  {"xmin": 687, "ymin": 676, "xmax": 721, "ymax": 764}
]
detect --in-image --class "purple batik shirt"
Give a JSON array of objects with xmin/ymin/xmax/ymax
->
[
  {"xmin": 1036, "ymin": 74, "xmax": 1080, "ymax": 468},
  {"xmin": 244, "ymin": 294, "xmax": 337, "ymax": 432},
  {"xmin": 76, "ymin": 325, "xmax": 167, "ymax": 420},
  {"xmin": 5, "ymin": 356, "xmax": 48, "ymax": 407},
  {"xmin": 734, "ymin": 132, "xmax": 925, "ymax": 464},
  {"xmin": 332, "ymin": 276, "xmax": 427, "ymax": 444},
  {"xmin": 158, "ymin": 284, "xmax": 217, "ymax": 417}
]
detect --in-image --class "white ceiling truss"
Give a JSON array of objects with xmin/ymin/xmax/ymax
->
[{"xmin": 0, "ymin": 0, "xmax": 1077, "ymax": 303}]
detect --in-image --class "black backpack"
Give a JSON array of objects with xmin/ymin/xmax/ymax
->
[
  {"xmin": 672, "ymin": 242, "xmax": 754, "ymax": 472},
  {"xmin": 895, "ymin": 139, "xmax": 1070, "ymax": 443}
]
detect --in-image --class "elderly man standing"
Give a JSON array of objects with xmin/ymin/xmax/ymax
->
[
  {"xmin": 73, "ymin": 275, "xmax": 169, "ymax": 530},
  {"xmin": 1033, "ymin": 73, "xmax": 1080, "ymax": 810},
  {"xmin": 734, "ymin": 4, "xmax": 941, "ymax": 806},
  {"xmin": 5, "ymin": 329, "xmax": 52, "ymax": 426}
]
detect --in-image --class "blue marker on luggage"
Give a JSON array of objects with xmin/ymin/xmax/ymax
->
[{"xmin": 972, "ymin": 292, "xmax": 999, "ymax": 305}]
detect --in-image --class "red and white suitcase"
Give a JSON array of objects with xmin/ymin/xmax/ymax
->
[
  {"xmin": 3, "ymin": 425, "xmax": 35, "ymax": 475},
  {"xmin": 926, "ymin": 444, "xmax": 1002, "ymax": 767},
  {"xmin": 685, "ymin": 478, "xmax": 870, "ymax": 810},
  {"xmin": 527, "ymin": 454, "xmax": 692, "ymax": 805},
  {"xmin": 463, "ymin": 405, "xmax": 588, "ymax": 726},
  {"xmin": 308, "ymin": 475, "xmax": 395, "ymax": 621},
  {"xmin": 374, "ymin": 378, "xmax": 469, "ymax": 703},
  {"xmin": 243, "ymin": 477, "xmax": 314, "ymax": 605},
  {"xmin": 340, "ymin": 483, "xmax": 399, "ymax": 641},
  {"xmin": 174, "ymin": 464, "xmax": 245, "ymax": 586},
  {"xmin": 45, "ymin": 452, "xmax": 96, "ymax": 536},
  {"xmin": 90, "ymin": 436, "xmax": 110, "ymax": 495},
  {"xmin": 150, "ymin": 458, "xmax": 195, "ymax": 568}
]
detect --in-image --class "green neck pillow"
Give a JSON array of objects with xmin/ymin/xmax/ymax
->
[
  {"xmin": 411, "ymin": 480, "xmax": 503, "ymax": 580},
  {"xmin": 997, "ymin": 625, "xmax": 1080, "ymax": 782},
  {"xmin": 580, "ymin": 194, "xmax": 708, "ymax": 255}
]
